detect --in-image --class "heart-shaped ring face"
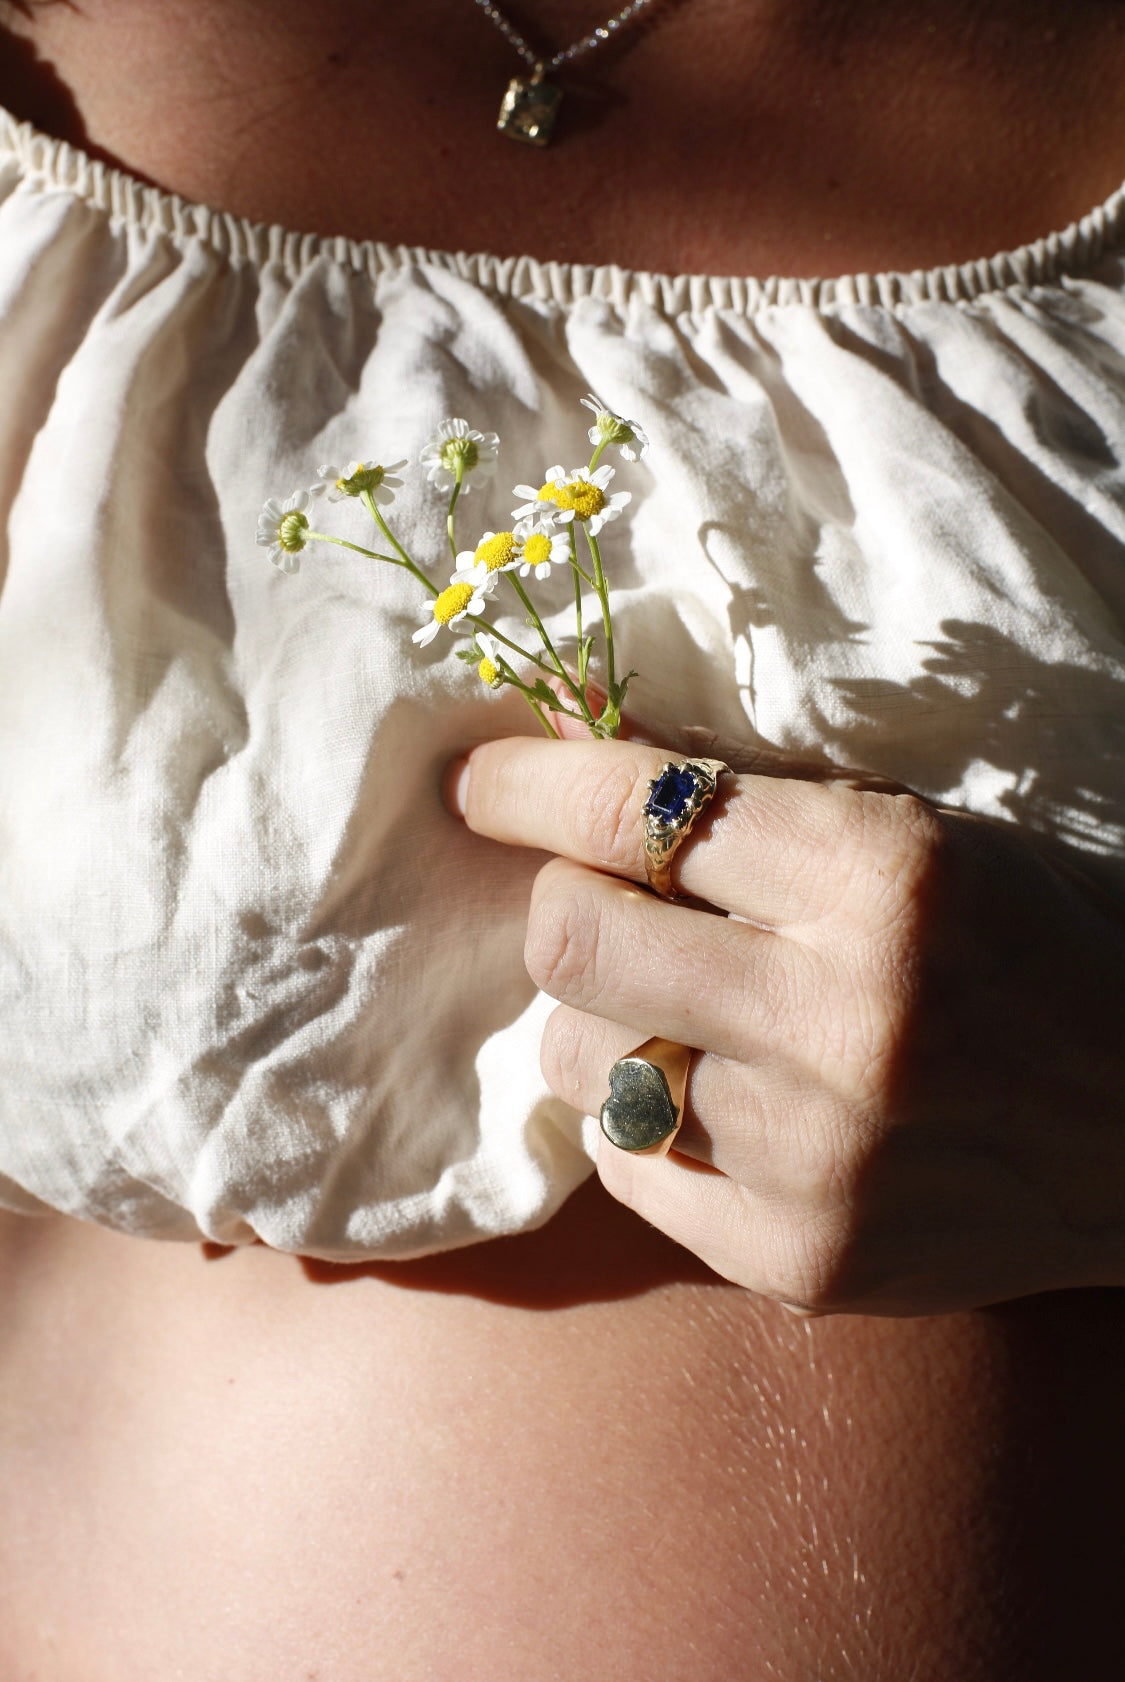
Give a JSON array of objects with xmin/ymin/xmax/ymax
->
[{"xmin": 600, "ymin": 1057, "xmax": 680, "ymax": 1153}]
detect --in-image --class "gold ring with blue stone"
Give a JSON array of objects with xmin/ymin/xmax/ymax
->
[
  {"xmin": 641, "ymin": 757, "xmax": 729, "ymax": 901},
  {"xmin": 600, "ymin": 1035, "xmax": 694, "ymax": 1155}
]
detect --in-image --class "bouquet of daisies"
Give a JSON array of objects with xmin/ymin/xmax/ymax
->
[{"xmin": 256, "ymin": 396, "xmax": 648, "ymax": 738}]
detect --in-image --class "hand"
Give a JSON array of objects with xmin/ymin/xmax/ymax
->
[{"xmin": 446, "ymin": 732, "xmax": 1125, "ymax": 1315}]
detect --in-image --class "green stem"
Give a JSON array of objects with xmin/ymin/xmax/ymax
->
[
  {"xmin": 585, "ymin": 527, "xmax": 616, "ymax": 696},
  {"xmin": 446, "ymin": 472, "xmax": 464, "ymax": 563},
  {"xmin": 361, "ymin": 493, "xmax": 436, "ymax": 593},
  {"xmin": 502, "ymin": 673, "xmax": 586, "ymax": 723},
  {"xmin": 526, "ymin": 699, "xmax": 560, "ymax": 739},
  {"xmin": 588, "ymin": 440, "xmax": 607, "ymax": 473},
  {"xmin": 466, "ymin": 616, "xmax": 561, "ymax": 680},
  {"xmin": 506, "ymin": 573, "xmax": 595, "ymax": 725},
  {"xmin": 494, "ymin": 657, "xmax": 575, "ymax": 737},
  {"xmin": 305, "ymin": 531, "xmax": 405, "ymax": 568},
  {"xmin": 568, "ymin": 524, "xmax": 583, "ymax": 663}
]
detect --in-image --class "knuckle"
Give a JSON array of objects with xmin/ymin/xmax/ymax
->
[
  {"xmin": 760, "ymin": 1206, "xmax": 853, "ymax": 1315},
  {"xmin": 753, "ymin": 1122, "xmax": 865, "ymax": 1312},
  {"xmin": 863, "ymin": 792, "xmax": 944, "ymax": 921},
  {"xmin": 814, "ymin": 798, "xmax": 948, "ymax": 1089},
  {"xmin": 524, "ymin": 866, "xmax": 606, "ymax": 1006},
  {"xmin": 566, "ymin": 758, "xmax": 645, "ymax": 872},
  {"xmin": 833, "ymin": 789, "xmax": 943, "ymax": 928},
  {"xmin": 539, "ymin": 1007, "xmax": 584, "ymax": 1102},
  {"xmin": 814, "ymin": 950, "xmax": 905, "ymax": 1098}
]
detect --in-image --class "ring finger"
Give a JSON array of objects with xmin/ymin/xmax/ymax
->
[{"xmin": 541, "ymin": 1001, "xmax": 839, "ymax": 1193}]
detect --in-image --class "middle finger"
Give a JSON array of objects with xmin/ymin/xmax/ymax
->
[{"xmin": 526, "ymin": 856, "xmax": 829, "ymax": 1065}]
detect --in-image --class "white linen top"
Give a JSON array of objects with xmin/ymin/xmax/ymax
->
[{"xmin": 2, "ymin": 106, "xmax": 1124, "ymax": 1258}]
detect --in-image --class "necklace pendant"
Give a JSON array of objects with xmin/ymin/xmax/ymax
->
[{"xmin": 497, "ymin": 70, "xmax": 562, "ymax": 146}]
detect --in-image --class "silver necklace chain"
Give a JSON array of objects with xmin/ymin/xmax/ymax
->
[{"xmin": 471, "ymin": 0, "xmax": 656, "ymax": 75}]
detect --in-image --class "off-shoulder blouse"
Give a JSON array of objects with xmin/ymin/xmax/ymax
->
[{"xmin": 2, "ymin": 106, "xmax": 1123, "ymax": 1257}]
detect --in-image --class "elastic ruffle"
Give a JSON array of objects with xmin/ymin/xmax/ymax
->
[{"xmin": 3, "ymin": 104, "xmax": 1125, "ymax": 315}]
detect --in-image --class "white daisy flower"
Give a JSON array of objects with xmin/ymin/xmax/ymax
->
[
  {"xmin": 513, "ymin": 464, "xmax": 629, "ymax": 537},
  {"xmin": 256, "ymin": 490, "xmax": 311, "ymax": 571},
  {"xmin": 411, "ymin": 568, "xmax": 497, "ymax": 647},
  {"xmin": 511, "ymin": 464, "xmax": 568, "ymax": 524},
  {"xmin": 514, "ymin": 519, "xmax": 570, "ymax": 580},
  {"xmin": 580, "ymin": 393, "xmax": 650, "ymax": 461},
  {"xmin": 453, "ymin": 530, "xmax": 524, "ymax": 580},
  {"xmin": 419, "ymin": 418, "xmax": 500, "ymax": 494},
  {"xmin": 310, "ymin": 460, "xmax": 407, "ymax": 505},
  {"xmin": 474, "ymin": 632, "xmax": 506, "ymax": 691}
]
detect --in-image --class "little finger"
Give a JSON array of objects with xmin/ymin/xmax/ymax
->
[{"xmin": 595, "ymin": 1143, "xmax": 843, "ymax": 1311}]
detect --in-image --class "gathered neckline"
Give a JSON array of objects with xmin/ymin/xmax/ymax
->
[{"xmin": 3, "ymin": 102, "xmax": 1125, "ymax": 316}]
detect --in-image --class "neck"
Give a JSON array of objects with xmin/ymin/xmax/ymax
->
[{"xmin": 4, "ymin": 0, "xmax": 1125, "ymax": 277}]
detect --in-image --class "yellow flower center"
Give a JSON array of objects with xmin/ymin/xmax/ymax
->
[
  {"xmin": 522, "ymin": 532, "xmax": 552, "ymax": 568},
  {"xmin": 551, "ymin": 478, "xmax": 605, "ymax": 521},
  {"xmin": 475, "ymin": 531, "xmax": 518, "ymax": 572},
  {"xmin": 478, "ymin": 657, "xmax": 501, "ymax": 687},
  {"xmin": 335, "ymin": 464, "xmax": 385, "ymax": 497},
  {"xmin": 278, "ymin": 510, "xmax": 309, "ymax": 551},
  {"xmin": 440, "ymin": 437, "xmax": 479, "ymax": 475},
  {"xmin": 433, "ymin": 582, "xmax": 475, "ymax": 624}
]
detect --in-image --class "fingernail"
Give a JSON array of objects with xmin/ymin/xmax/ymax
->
[{"xmin": 443, "ymin": 755, "xmax": 471, "ymax": 817}]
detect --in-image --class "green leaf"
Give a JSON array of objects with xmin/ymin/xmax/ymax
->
[
  {"xmin": 577, "ymin": 634, "xmax": 596, "ymax": 686},
  {"xmin": 594, "ymin": 672, "xmax": 638, "ymax": 739}
]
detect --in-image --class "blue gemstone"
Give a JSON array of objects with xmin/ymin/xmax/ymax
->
[{"xmin": 645, "ymin": 764, "xmax": 696, "ymax": 822}]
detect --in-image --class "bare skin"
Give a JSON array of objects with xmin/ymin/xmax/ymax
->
[
  {"xmin": 1, "ymin": 2, "xmax": 1124, "ymax": 1676},
  {"xmin": 5, "ymin": 0, "xmax": 1125, "ymax": 274}
]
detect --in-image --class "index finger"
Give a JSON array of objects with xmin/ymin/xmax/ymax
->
[{"xmin": 446, "ymin": 737, "xmax": 920, "ymax": 930}]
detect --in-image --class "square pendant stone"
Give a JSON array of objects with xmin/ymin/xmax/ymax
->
[
  {"xmin": 645, "ymin": 765, "xmax": 697, "ymax": 823},
  {"xmin": 497, "ymin": 75, "xmax": 562, "ymax": 146}
]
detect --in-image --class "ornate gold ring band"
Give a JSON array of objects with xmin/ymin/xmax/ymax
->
[{"xmin": 641, "ymin": 757, "xmax": 729, "ymax": 901}]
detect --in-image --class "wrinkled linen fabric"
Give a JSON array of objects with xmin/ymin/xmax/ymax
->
[{"xmin": 2, "ymin": 106, "xmax": 1124, "ymax": 1258}]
